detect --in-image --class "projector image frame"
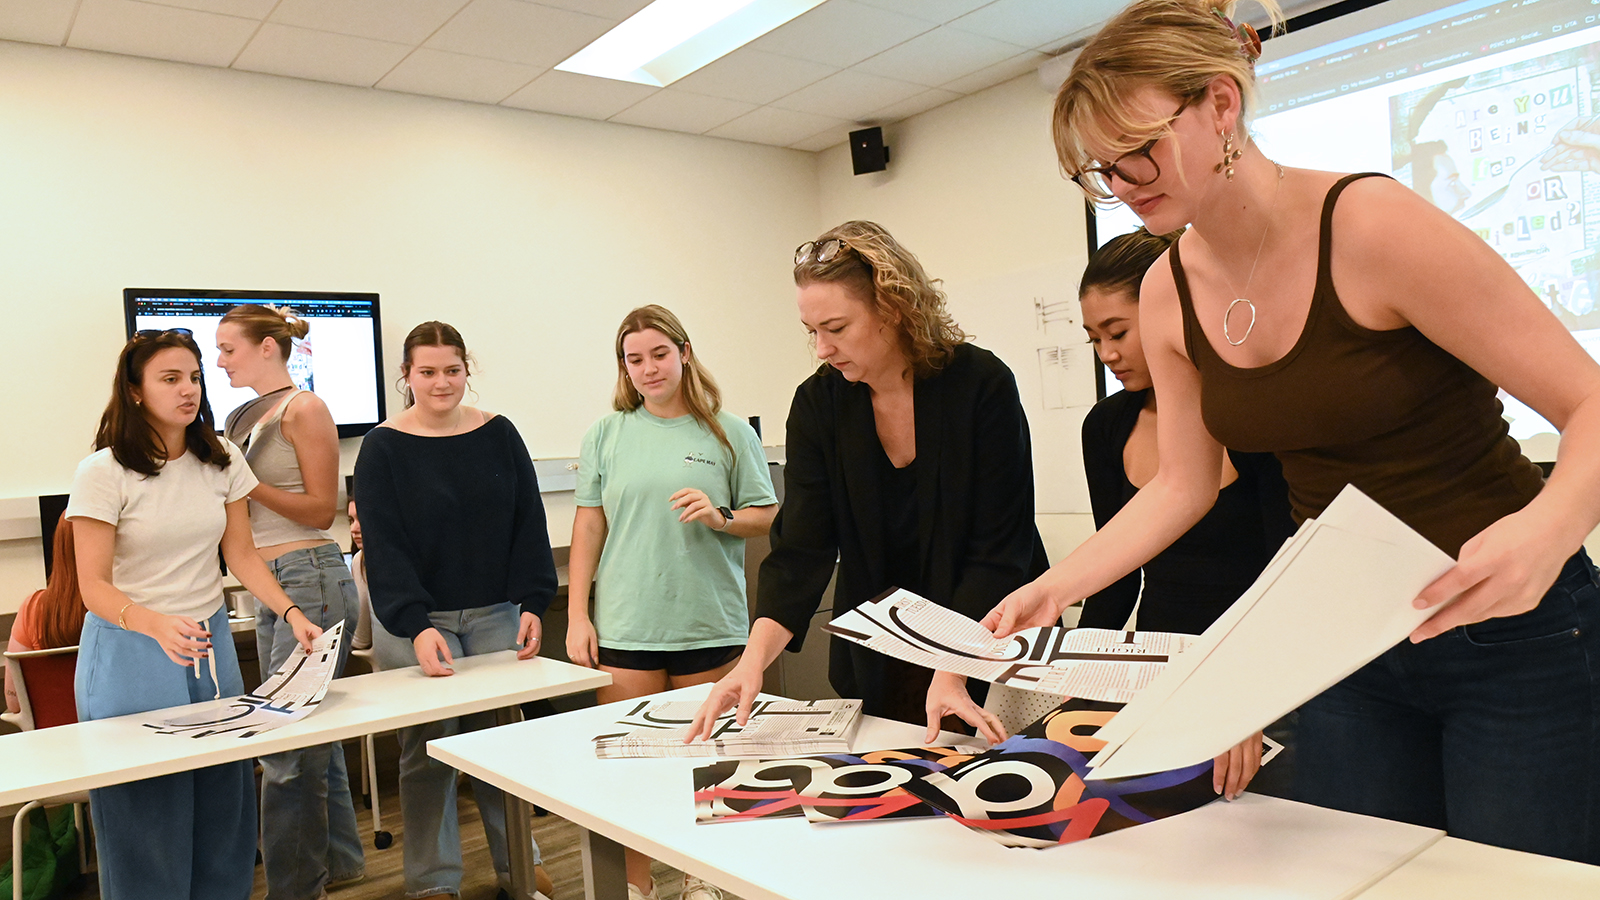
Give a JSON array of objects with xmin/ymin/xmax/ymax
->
[{"xmin": 123, "ymin": 287, "xmax": 386, "ymax": 440}]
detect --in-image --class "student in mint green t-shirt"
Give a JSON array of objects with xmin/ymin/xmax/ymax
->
[{"xmin": 566, "ymin": 305, "xmax": 777, "ymax": 900}]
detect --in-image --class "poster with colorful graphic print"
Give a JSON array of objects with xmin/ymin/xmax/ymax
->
[
  {"xmin": 901, "ymin": 698, "xmax": 1280, "ymax": 849},
  {"xmin": 691, "ymin": 746, "xmax": 978, "ymax": 825}
]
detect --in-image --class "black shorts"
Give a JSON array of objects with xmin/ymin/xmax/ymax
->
[{"xmin": 596, "ymin": 644, "xmax": 744, "ymax": 677}]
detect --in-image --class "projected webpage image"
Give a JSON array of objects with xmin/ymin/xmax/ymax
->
[
  {"xmin": 126, "ymin": 292, "xmax": 384, "ymax": 438},
  {"xmin": 1093, "ymin": 0, "xmax": 1600, "ymax": 460}
]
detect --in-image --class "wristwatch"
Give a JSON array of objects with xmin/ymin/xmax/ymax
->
[{"xmin": 716, "ymin": 506, "xmax": 735, "ymax": 530}]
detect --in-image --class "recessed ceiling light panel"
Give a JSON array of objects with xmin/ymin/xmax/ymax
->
[{"xmin": 556, "ymin": 0, "xmax": 826, "ymax": 87}]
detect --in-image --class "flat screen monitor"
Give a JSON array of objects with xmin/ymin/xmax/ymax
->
[
  {"xmin": 1091, "ymin": 0, "xmax": 1600, "ymax": 461},
  {"xmin": 124, "ymin": 289, "xmax": 385, "ymax": 439}
]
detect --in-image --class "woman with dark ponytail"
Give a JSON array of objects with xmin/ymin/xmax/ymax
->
[{"xmin": 1076, "ymin": 228, "xmax": 1294, "ymax": 635}]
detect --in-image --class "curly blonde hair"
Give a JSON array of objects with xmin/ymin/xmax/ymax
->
[
  {"xmin": 793, "ymin": 220, "xmax": 968, "ymax": 379},
  {"xmin": 1053, "ymin": 0, "xmax": 1284, "ymax": 201}
]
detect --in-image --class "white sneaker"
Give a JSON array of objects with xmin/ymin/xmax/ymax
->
[
  {"xmin": 681, "ymin": 875, "xmax": 724, "ymax": 900},
  {"xmin": 627, "ymin": 880, "xmax": 658, "ymax": 900}
]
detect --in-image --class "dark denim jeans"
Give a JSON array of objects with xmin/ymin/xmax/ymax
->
[{"xmin": 1295, "ymin": 549, "xmax": 1600, "ymax": 864}]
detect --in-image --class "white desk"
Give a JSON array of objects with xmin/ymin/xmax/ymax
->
[
  {"xmin": 1360, "ymin": 836, "xmax": 1600, "ymax": 899},
  {"xmin": 0, "ymin": 651, "xmax": 609, "ymax": 900},
  {"xmin": 430, "ymin": 685, "xmax": 1445, "ymax": 900}
]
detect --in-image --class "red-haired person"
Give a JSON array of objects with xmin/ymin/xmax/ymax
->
[
  {"xmin": 68, "ymin": 329, "xmax": 320, "ymax": 900},
  {"xmin": 4, "ymin": 514, "xmax": 88, "ymax": 715}
]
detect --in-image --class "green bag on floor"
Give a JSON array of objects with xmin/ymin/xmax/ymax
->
[{"xmin": 0, "ymin": 805, "xmax": 80, "ymax": 900}]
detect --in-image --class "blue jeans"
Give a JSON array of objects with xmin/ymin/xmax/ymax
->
[
  {"xmin": 1296, "ymin": 549, "xmax": 1600, "ymax": 864},
  {"xmin": 371, "ymin": 602, "xmax": 540, "ymax": 899},
  {"xmin": 257, "ymin": 543, "xmax": 365, "ymax": 900},
  {"xmin": 76, "ymin": 606, "xmax": 256, "ymax": 900}
]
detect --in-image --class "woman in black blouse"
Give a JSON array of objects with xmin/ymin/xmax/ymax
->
[
  {"xmin": 1077, "ymin": 228, "xmax": 1295, "ymax": 635},
  {"xmin": 690, "ymin": 220, "xmax": 1049, "ymax": 741}
]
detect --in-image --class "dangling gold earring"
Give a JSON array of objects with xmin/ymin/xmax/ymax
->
[{"xmin": 1215, "ymin": 132, "xmax": 1243, "ymax": 180}]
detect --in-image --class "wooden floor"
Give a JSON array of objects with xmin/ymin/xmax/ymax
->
[{"xmin": 43, "ymin": 737, "xmax": 739, "ymax": 900}]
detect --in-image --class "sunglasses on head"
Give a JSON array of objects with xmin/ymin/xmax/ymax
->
[
  {"xmin": 133, "ymin": 327, "xmax": 194, "ymax": 340},
  {"xmin": 794, "ymin": 238, "xmax": 847, "ymax": 266}
]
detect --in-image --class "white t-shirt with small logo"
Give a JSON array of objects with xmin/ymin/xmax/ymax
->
[{"xmin": 66, "ymin": 441, "xmax": 257, "ymax": 621}]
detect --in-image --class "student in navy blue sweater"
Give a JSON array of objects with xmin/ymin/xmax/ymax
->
[{"xmin": 354, "ymin": 321, "xmax": 556, "ymax": 900}]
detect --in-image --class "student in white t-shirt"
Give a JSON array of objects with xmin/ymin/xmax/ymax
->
[
  {"xmin": 566, "ymin": 305, "xmax": 778, "ymax": 900},
  {"xmin": 67, "ymin": 329, "xmax": 322, "ymax": 900}
]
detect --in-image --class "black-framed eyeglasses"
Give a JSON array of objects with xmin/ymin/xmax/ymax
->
[
  {"xmin": 795, "ymin": 238, "xmax": 846, "ymax": 266},
  {"xmin": 1071, "ymin": 95, "xmax": 1200, "ymax": 200}
]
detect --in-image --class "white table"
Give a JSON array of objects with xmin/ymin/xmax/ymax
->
[
  {"xmin": 0, "ymin": 651, "xmax": 609, "ymax": 900},
  {"xmin": 1360, "ymin": 836, "xmax": 1600, "ymax": 899},
  {"xmin": 429, "ymin": 685, "xmax": 1446, "ymax": 900}
]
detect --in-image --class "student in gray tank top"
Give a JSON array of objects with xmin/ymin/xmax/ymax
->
[{"xmin": 218, "ymin": 304, "xmax": 365, "ymax": 900}]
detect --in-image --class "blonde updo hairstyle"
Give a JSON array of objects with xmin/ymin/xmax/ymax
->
[
  {"xmin": 1053, "ymin": 0, "xmax": 1284, "ymax": 195},
  {"xmin": 219, "ymin": 303, "xmax": 310, "ymax": 360},
  {"xmin": 612, "ymin": 304, "xmax": 734, "ymax": 460},
  {"xmin": 793, "ymin": 220, "xmax": 968, "ymax": 379}
]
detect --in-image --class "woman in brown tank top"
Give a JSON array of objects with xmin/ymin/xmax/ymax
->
[{"xmin": 956, "ymin": 0, "xmax": 1600, "ymax": 866}]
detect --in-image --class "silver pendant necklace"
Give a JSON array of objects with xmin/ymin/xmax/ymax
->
[{"xmin": 1221, "ymin": 162, "xmax": 1285, "ymax": 347}]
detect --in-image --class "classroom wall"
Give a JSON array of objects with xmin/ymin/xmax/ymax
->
[
  {"xmin": 813, "ymin": 72, "xmax": 1099, "ymax": 560},
  {"xmin": 0, "ymin": 40, "xmax": 822, "ymax": 612}
]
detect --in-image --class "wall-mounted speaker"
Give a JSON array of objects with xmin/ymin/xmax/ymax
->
[{"xmin": 849, "ymin": 127, "xmax": 889, "ymax": 175}]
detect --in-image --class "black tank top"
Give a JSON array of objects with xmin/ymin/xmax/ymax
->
[{"xmin": 1171, "ymin": 172, "xmax": 1544, "ymax": 557}]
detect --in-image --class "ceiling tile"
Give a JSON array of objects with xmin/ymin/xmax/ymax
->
[
  {"xmin": 377, "ymin": 47, "xmax": 542, "ymax": 103},
  {"xmin": 608, "ymin": 90, "xmax": 755, "ymax": 135},
  {"xmin": 867, "ymin": 86, "xmax": 961, "ymax": 122},
  {"xmin": 939, "ymin": 47, "xmax": 1041, "ymax": 94},
  {"xmin": 425, "ymin": 0, "xmax": 611, "ymax": 68},
  {"xmin": 140, "ymin": 0, "xmax": 274, "ymax": 17},
  {"xmin": 669, "ymin": 48, "xmax": 835, "ymax": 106},
  {"xmin": 233, "ymin": 23, "xmax": 412, "ymax": 87},
  {"xmin": 0, "ymin": 0, "xmax": 78, "ymax": 45},
  {"xmin": 851, "ymin": 0, "xmax": 992, "ymax": 23},
  {"xmin": 501, "ymin": 69, "xmax": 657, "ymax": 119},
  {"xmin": 69, "ymin": 0, "xmax": 260, "ymax": 67},
  {"xmin": 771, "ymin": 69, "xmax": 925, "ymax": 121},
  {"xmin": 749, "ymin": 0, "xmax": 937, "ymax": 69},
  {"xmin": 948, "ymin": 0, "xmax": 1106, "ymax": 49},
  {"xmin": 528, "ymin": 0, "xmax": 652, "ymax": 21},
  {"xmin": 790, "ymin": 124, "xmax": 855, "ymax": 153},
  {"xmin": 269, "ymin": 0, "xmax": 471, "ymax": 45},
  {"xmin": 707, "ymin": 106, "xmax": 846, "ymax": 147},
  {"xmin": 853, "ymin": 23, "xmax": 1024, "ymax": 87}
]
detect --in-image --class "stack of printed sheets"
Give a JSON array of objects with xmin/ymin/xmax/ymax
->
[{"xmin": 593, "ymin": 698, "xmax": 863, "ymax": 759}]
